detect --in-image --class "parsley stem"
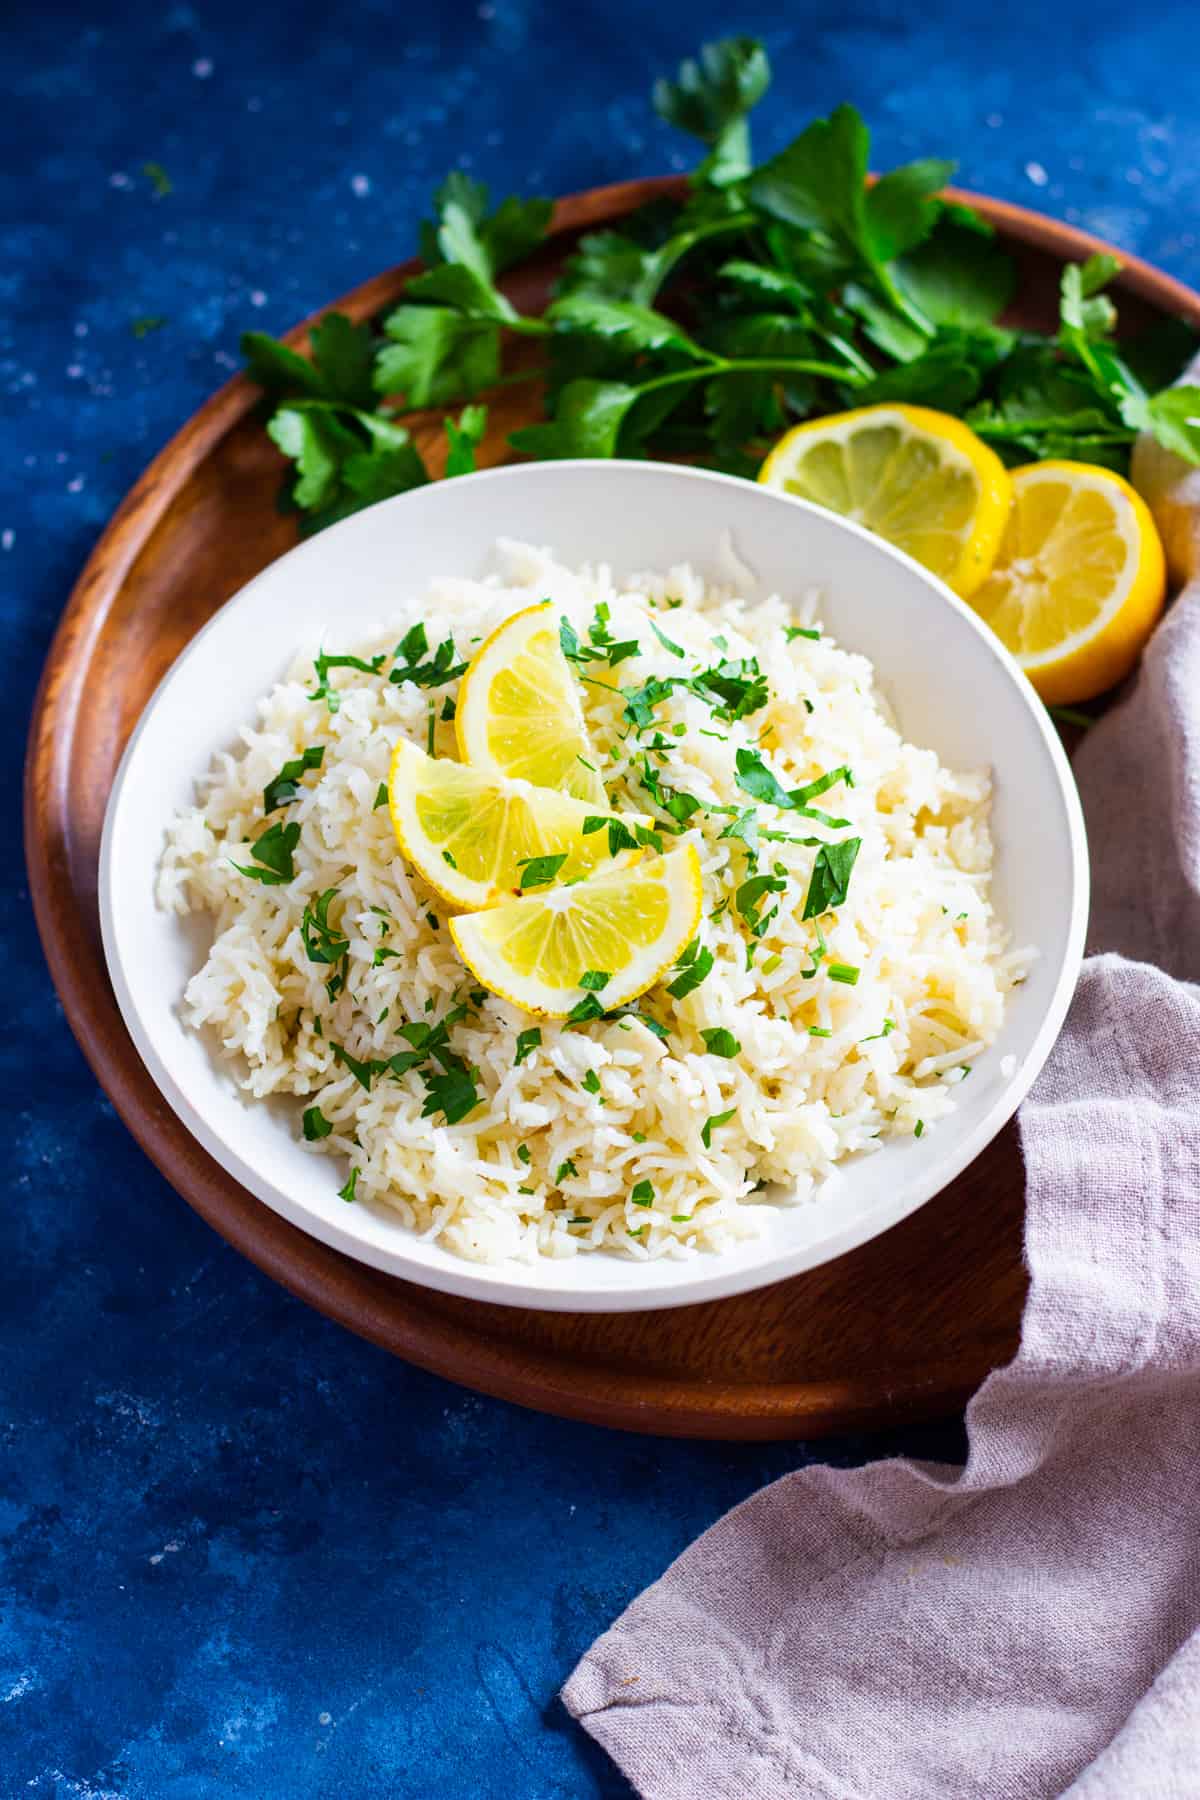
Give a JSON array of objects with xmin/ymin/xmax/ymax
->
[
  {"xmin": 874, "ymin": 263, "xmax": 933, "ymax": 336},
  {"xmin": 636, "ymin": 212, "xmax": 758, "ymax": 304},
  {"xmin": 634, "ymin": 356, "xmax": 867, "ymax": 404},
  {"xmin": 381, "ymin": 365, "xmax": 551, "ymax": 419}
]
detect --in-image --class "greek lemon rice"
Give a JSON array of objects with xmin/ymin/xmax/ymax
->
[{"xmin": 158, "ymin": 540, "xmax": 1031, "ymax": 1265}]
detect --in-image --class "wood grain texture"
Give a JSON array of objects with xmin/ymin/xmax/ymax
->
[{"xmin": 24, "ymin": 177, "xmax": 1200, "ymax": 1439}]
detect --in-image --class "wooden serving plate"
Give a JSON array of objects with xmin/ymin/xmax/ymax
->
[{"xmin": 25, "ymin": 178, "xmax": 1200, "ymax": 1439}]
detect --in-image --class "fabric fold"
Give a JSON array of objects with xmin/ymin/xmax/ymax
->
[{"xmin": 565, "ymin": 489, "xmax": 1200, "ymax": 1797}]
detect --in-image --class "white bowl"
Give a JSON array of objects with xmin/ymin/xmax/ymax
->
[{"xmin": 100, "ymin": 461, "xmax": 1088, "ymax": 1312}]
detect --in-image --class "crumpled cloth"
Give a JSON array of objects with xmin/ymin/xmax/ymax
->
[{"xmin": 564, "ymin": 436, "xmax": 1200, "ymax": 1796}]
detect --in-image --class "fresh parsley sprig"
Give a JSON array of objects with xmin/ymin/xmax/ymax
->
[{"xmin": 243, "ymin": 37, "xmax": 1200, "ymax": 532}]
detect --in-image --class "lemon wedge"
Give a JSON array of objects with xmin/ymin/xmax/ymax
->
[
  {"xmin": 967, "ymin": 460, "xmax": 1167, "ymax": 703},
  {"xmin": 455, "ymin": 601, "xmax": 608, "ymax": 806},
  {"xmin": 449, "ymin": 845, "xmax": 703, "ymax": 1017},
  {"xmin": 759, "ymin": 403, "xmax": 1011, "ymax": 597},
  {"xmin": 388, "ymin": 738, "xmax": 641, "ymax": 910}
]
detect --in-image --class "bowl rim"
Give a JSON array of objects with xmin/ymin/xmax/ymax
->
[{"xmin": 99, "ymin": 458, "xmax": 1090, "ymax": 1312}]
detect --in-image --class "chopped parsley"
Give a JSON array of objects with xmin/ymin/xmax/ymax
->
[
  {"xmin": 700, "ymin": 1027, "xmax": 740, "ymax": 1059},
  {"xmin": 700, "ymin": 1108, "xmax": 736, "ymax": 1149},
  {"xmin": 735, "ymin": 869, "xmax": 787, "ymax": 936},
  {"xmin": 690, "ymin": 655, "xmax": 769, "ymax": 722},
  {"xmin": 802, "ymin": 920, "xmax": 828, "ymax": 980},
  {"xmin": 861, "ymin": 1019, "xmax": 896, "ymax": 1042},
  {"xmin": 517, "ymin": 1144, "xmax": 531, "ymax": 1165},
  {"xmin": 630, "ymin": 1180, "xmax": 656, "ymax": 1206},
  {"xmin": 389, "ymin": 627, "xmax": 468, "ymax": 689},
  {"xmin": 420, "ymin": 1061, "xmax": 481, "ymax": 1125},
  {"xmin": 441, "ymin": 695, "xmax": 457, "ymax": 721},
  {"xmin": 581, "ymin": 1069, "xmax": 602, "ymax": 1095},
  {"xmin": 619, "ymin": 1009, "xmax": 671, "ymax": 1042},
  {"xmin": 807, "ymin": 1025, "xmax": 832, "ymax": 1038},
  {"xmin": 263, "ymin": 744, "xmax": 325, "ymax": 812},
  {"xmin": 785, "ymin": 624, "xmax": 821, "ymax": 642},
  {"xmin": 379, "ymin": 1003, "xmax": 483, "ymax": 1124},
  {"xmin": 735, "ymin": 748, "xmax": 852, "ymax": 826},
  {"xmin": 302, "ymin": 1106, "xmax": 333, "ymax": 1141},
  {"xmin": 579, "ymin": 970, "xmax": 611, "ymax": 991},
  {"xmin": 914, "ymin": 1120, "xmax": 926, "ymax": 1139},
  {"xmin": 310, "ymin": 650, "xmax": 386, "ymax": 711},
  {"xmin": 373, "ymin": 781, "xmax": 389, "ymax": 810},
  {"xmin": 566, "ymin": 994, "xmax": 606, "ymax": 1025},
  {"xmin": 232, "ymin": 820, "xmax": 301, "ymax": 885},
  {"xmin": 338, "ymin": 1168, "xmax": 359, "ymax": 1203},
  {"xmin": 301, "ymin": 888, "xmax": 349, "ymax": 965},
  {"xmin": 581, "ymin": 814, "xmax": 647, "ymax": 858},
  {"xmin": 803, "ymin": 838, "xmax": 862, "ymax": 919},
  {"xmin": 332, "ymin": 1041, "xmax": 384, "ymax": 1091},
  {"xmin": 666, "ymin": 939, "xmax": 714, "ymax": 1000},
  {"xmin": 555, "ymin": 1158, "xmax": 578, "ymax": 1182},
  {"xmin": 518, "ymin": 852, "xmax": 568, "ymax": 890},
  {"xmin": 514, "ymin": 1027, "xmax": 542, "ymax": 1066},
  {"xmin": 622, "ymin": 674, "xmax": 677, "ymax": 731},
  {"xmin": 650, "ymin": 621, "xmax": 685, "ymax": 658}
]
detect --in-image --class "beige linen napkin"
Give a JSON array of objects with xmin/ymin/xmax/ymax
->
[{"xmin": 563, "ymin": 434, "xmax": 1200, "ymax": 1798}]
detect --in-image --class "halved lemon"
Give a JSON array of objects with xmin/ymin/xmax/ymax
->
[
  {"xmin": 968, "ymin": 461, "xmax": 1167, "ymax": 704},
  {"xmin": 759, "ymin": 404, "xmax": 1011, "ymax": 597},
  {"xmin": 388, "ymin": 738, "xmax": 640, "ymax": 910},
  {"xmin": 449, "ymin": 846, "xmax": 703, "ymax": 1017},
  {"xmin": 455, "ymin": 601, "xmax": 608, "ymax": 806}
]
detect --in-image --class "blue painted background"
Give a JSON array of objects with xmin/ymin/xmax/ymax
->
[{"xmin": 5, "ymin": 2, "xmax": 1197, "ymax": 1793}]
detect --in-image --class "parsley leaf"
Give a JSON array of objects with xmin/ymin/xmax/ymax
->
[
  {"xmin": 389, "ymin": 633, "xmax": 469, "ymax": 689},
  {"xmin": 444, "ymin": 403, "xmax": 488, "ymax": 477},
  {"xmin": 232, "ymin": 820, "xmax": 301, "ymax": 885},
  {"xmin": 302, "ymin": 1106, "xmax": 333, "ymax": 1141},
  {"xmin": 566, "ymin": 994, "xmax": 607, "ymax": 1025},
  {"xmin": 666, "ymin": 941, "xmax": 715, "ymax": 999},
  {"xmin": 332, "ymin": 1041, "xmax": 384, "ymax": 1092},
  {"xmin": 514, "ymin": 1028, "xmax": 542, "ymax": 1066},
  {"xmin": 301, "ymin": 888, "xmax": 350, "ymax": 965},
  {"xmin": 518, "ymin": 852, "xmax": 569, "ymax": 890},
  {"xmin": 803, "ymin": 838, "xmax": 862, "ymax": 919},
  {"xmin": 700, "ymin": 1107, "xmax": 736, "ymax": 1149},
  {"xmin": 700, "ymin": 1027, "xmax": 741, "ymax": 1058},
  {"xmin": 263, "ymin": 744, "xmax": 324, "ymax": 813},
  {"xmin": 653, "ymin": 36, "xmax": 771, "ymax": 186}
]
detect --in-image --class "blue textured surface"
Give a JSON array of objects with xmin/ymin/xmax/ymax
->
[{"xmin": 4, "ymin": 2, "xmax": 1197, "ymax": 1794}]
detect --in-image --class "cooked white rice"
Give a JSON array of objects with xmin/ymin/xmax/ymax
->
[{"xmin": 158, "ymin": 540, "xmax": 1029, "ymax": 1264}]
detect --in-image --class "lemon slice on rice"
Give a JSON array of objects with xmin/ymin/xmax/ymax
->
[
  {"xmin": 450, "ymin": 845, "xmax": 703, "ymax": 1017},
  {"xmin": 388, "ymin": 738, "xmax": 641, "ymax": 910},
  {"xmin": 455, "ymin": 601, "xmax": 608, "ymax": 806},
  {"xmin": 759, "ymin": 403, "xmax": 1011, "ymax": 598}
]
